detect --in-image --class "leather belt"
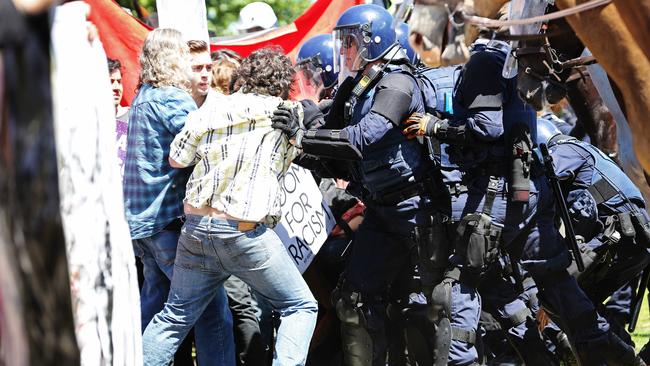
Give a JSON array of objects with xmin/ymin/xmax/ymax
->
[{"xmin": 236, "ymin": 221, "xmax": 258, "ymax": 232}]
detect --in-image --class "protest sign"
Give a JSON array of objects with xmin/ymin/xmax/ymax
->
[{"xmin": 274, "ymin": 164, "xmax": 335, "ymax": 273}]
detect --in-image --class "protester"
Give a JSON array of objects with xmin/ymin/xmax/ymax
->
[
  {"xmin": 141, "ymin": 47, "xmax": 318, "ymax": 366},
  {"xmin": 187, "ymin": 40, "xmax": 212, "ymax": 107},
  {"xmin": 189, "ymin": 40, "xmax": 267, "ymax": 366},
  {"xmin": 122, "ymin": 28, "xmax": 234, "ymax": 366},
  {"xmin": 211, "ymin": 55, "xmax": 240, "ymax": 94},
  {"xmin": 107, "ymin": 57, "xmax": 130, "ymax": 176}
]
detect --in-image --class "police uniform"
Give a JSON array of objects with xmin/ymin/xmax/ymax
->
[
  {"xmin": 273, "ymin": 5, "xmax": 447, "ymax": 365},
  {"xmin": 543, "ymin": 130, "xmax": 650, "ymax": 323},
  {"xmin": 410, "ymin": 39, "xmax": 630, "ymax": 365}
]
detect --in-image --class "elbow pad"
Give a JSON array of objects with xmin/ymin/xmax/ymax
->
[
  {"xmin": 301, "ymin": 129, "xmax": 362, "ymax": 161},
  {"xmin": 370, "ymin": 73, "xmax": 415, "ymax": 126},
  {"xmin": 436, "ymin": 121, "xmax": 471, "ymax": 145}
]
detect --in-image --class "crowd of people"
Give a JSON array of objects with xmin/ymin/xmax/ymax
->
[{"xmin": 108, "ymin": 3, "xmax": 650, "ymax": 366}]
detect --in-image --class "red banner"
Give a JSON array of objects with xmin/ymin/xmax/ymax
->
[{"xmin": 85, "ymin": 0, "xmax": 362, "ymax": 105}]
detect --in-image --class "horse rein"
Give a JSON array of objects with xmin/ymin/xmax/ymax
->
[{"xmin": 461, "ymin": 0, "xmax": 612, "ymax": 28}]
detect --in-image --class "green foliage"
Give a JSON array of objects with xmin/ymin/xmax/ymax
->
[
  {"xmin": 117, "ymin": 0, "xmax": 312, "ymax": 36},
  {"xmin": 632, "ymin": 295, "xmax": 650, "ymax": 352}
]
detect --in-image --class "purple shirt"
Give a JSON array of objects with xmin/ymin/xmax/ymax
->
[{"xmin": 116, "ymin": 108, "xmax": 129, "ymax": 177}]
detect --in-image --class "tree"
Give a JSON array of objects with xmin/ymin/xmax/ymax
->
[{"xmin": 118, "ymin": 0, "xmax": 312, "ymax": 36}]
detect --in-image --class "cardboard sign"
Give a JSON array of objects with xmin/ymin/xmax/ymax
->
[{"xmin": 274, "ymin": 164, "xmax": 335, "ymax": 273}]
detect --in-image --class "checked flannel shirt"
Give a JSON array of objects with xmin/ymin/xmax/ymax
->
[
  {"xmin": 123, "ymin": 84, "xmax": 196, "ymax": 239},
  {"xmin": 169, "ymin": 91, "xmax": 301, "ymax": 226}
]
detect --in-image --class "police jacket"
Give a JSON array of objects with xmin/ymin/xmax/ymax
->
[
  {"xmin": 311, "ymin": 63, "xmax": 433, "ymax": 199},
  {"xmin": 442, "ymin": 40, "xmax": 536, "ymax": 170},
  {"xmin": 548, "ymin": 135, "xmax": 646, "ymax": 215}
]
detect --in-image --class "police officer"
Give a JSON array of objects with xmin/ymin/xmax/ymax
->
[
  {"xmin": 272, "ymin": 4, "xmax": 475, "ymax": 365},
  {"xmin": 401, "ymin": 35, "xmax": 642, "ymax": 364},
  {"xmin": 402, "ymin": 38, "xmax": 558, "ymax": 366},
  {"xmin": 394, "ymin": 22, "xmax": 420, "ymax": 67},
  {"xmin": 537, "ymin": 118, "xmax": 650, "ymax": 339},
  {"xmin": 295, "ymin": 33, "xmax": 339, "ymax": 103}
]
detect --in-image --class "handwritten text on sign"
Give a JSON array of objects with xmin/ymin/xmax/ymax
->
[{"xmin": 274, "ymin": 164, "xmax": 335, "ymax": 273}]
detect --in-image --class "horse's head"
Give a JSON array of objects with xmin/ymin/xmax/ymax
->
[
  {"xmin": 514, "ymin": 15, "xmax": 583, "ymax": 110},
  {"xmin": 513, "ymin": 25, "xmax": 569, "ymax": 110},
  {"xmin": 409, "ymin": 0, "xmax": 467, "ymax": 67},
  {"xmin": 513, "ymin": 39, "xmax": 566, "ymax": 110}
]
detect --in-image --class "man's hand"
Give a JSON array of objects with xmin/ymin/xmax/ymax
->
[
  {"xmin": 402, "ymin": 112, "xmax": 444, "ymax": 139},
  {"xmin": 272, "ymin": 105, "xmax": 303, "ymax": 139}
]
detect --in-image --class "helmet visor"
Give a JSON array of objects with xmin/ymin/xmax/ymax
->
[
  {"xmin": 333, "ymin": 26, "xmax": 368, "ymax": 84},
  {"xmin": 294, "ymin": 56, "xmax": 326, "ymax": 102},
  {"xmin": 502, "ymin": 0, "xmax": 548, "ymax": 79}
]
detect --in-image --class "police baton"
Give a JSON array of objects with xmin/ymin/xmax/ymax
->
[
  {"xmin": 628, "ymin": 264, "xmax": 650, "ymax": 332},
  {"xmin": 539, "ymin": 143, "xmax": 585, "ymax": 272}
]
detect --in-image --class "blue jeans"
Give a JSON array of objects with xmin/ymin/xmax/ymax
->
[
  {"xmin": 133, "ymin": 228, "xmax": 234, "ymax": 366},
  {"xmin": 142, "ymin": 215, "xmax": 318, "ymax": 366}
]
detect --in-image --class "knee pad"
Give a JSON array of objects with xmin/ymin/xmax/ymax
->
[
  {"xmin": 415, "ymin": 218, "xmax": 452, "ymax": 287},
  {"xmin": 334, "ymin": 291, "xmax": 378, "ymax": 365},
  {"xmin": 335, "ymin": 297, "xmax": 363, "ymax": 326},
  {"xmin": 430, "ymin": 279, "xmax": 452, "ymax": 322}
]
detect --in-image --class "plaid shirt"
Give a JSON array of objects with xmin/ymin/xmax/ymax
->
[
  {"xmin": 170, "ymin": 91, "xmax": 300, "ymax": 226},
  {"xmin": 123, "ymin": 84, "xmax": 197, "ymax": 239}
]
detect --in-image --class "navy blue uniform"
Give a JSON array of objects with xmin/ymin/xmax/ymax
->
[
  {"xmin": 330, "ymin": 65, "xmax": 439, "ymax": 366},
  {"xmin": 429, "ymin": 40, "xmax": 614, "ymax": 365},
  {"xmin": 547, "ymin": 135, "xmax": 650, "ymax": 311}
]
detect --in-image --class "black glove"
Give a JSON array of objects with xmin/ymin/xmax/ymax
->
[
  {"xmin": 402, "ymin": 112, "xmax": 445, "ymax": 139},
  {"xmin": 318, "ymin": 99, "xmax": 334, "ymax": 113},
  {"xmin": 300, "ymin": 99, "xmax": 325, "ymax": 129},
  {"xmin": 272, "ymin": 105, "xmax": 303, "ymax": 139}
]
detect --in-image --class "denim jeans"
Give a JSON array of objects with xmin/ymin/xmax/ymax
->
[
  {"xmin": 142, "ymin": 215, "xmax": 318, "ymax": 366},
  {"xmin": 133, "ymin": 228, "xmax": 234, "ymax": 366}
]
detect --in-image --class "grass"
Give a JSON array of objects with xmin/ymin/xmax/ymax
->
[{"xmin": 633, "ymin": 295, "xmax": 650, "ymax": 351}]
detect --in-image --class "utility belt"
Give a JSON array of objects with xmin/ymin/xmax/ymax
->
[
  {"xmin": 365, "ymin": 179, "xmax": 431, "ymax": 206},
  {"xmin": 464, "ymin": 162, "xmax": 510, "ymax": 181},
  {"xmin": 569, "ymin": 209, "xmax": 650, "ymax": 278},
  {"xmin": 601, "ymin": 210, "xmax": 650, "ymax": 249},
  {"xmin": 587, "ymin": 177, "xmax": 650, "ymax": 248},
  {"xmin": 440, "ymin": 163, "xmax": 507, "ymax": 198}
]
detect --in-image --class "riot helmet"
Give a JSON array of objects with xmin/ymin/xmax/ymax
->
[
  {"xmin": 295, "ymin": 34, "xmax": 338, "ymax": 101},
  {"xmin": 395, "ymin": 22, "xmax": 419, "ymax": 65},
  {"xmin": 333, "ymin": 4, "xmax": 397, "ymax": 83},
  {"xmin": 536, "ymin": 117, "xmax": 562, "ymax": 147}
]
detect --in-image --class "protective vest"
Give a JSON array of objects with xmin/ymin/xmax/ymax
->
[
  {"xmin": 414, "ymin": 66, "xmax": 463, "ymax": 187},
  {"xmin": 550, "ymin": 137, "xmax": 645, "ymax": 213},
  {"xmin": 349, "ymin": 65, "xmax": 428, "ymax": 195},
  {"xmin": 416, "ymin": 41, "xmax": 534, "ymax": 183},
  {"xmin": 450, "ymin": 40, "xmax": 536, "ymax": 168}
]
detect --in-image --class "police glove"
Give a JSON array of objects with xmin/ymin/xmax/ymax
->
[
  {"xmin": 272, "ymin": 105, "xmax": 303, "ymax": 139},
  {"xmin": 402, "ymin": 112, "xmax": 446, "ymax": 139},
  {"xmin": 318, "ymin": 99, "xmax": 333, "ymax": 112},
  {"xmin": 300, "ymin": 99, "xmax": 325, "ymax": 129}
]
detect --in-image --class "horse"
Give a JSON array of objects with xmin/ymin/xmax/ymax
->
[
  {"xmin": 503, "ymin": 3, "xmax": 650, "ymax": 202},
  {"xmin": 408, "ymin": 0, "xmax": 650, "ymax": 177}
]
